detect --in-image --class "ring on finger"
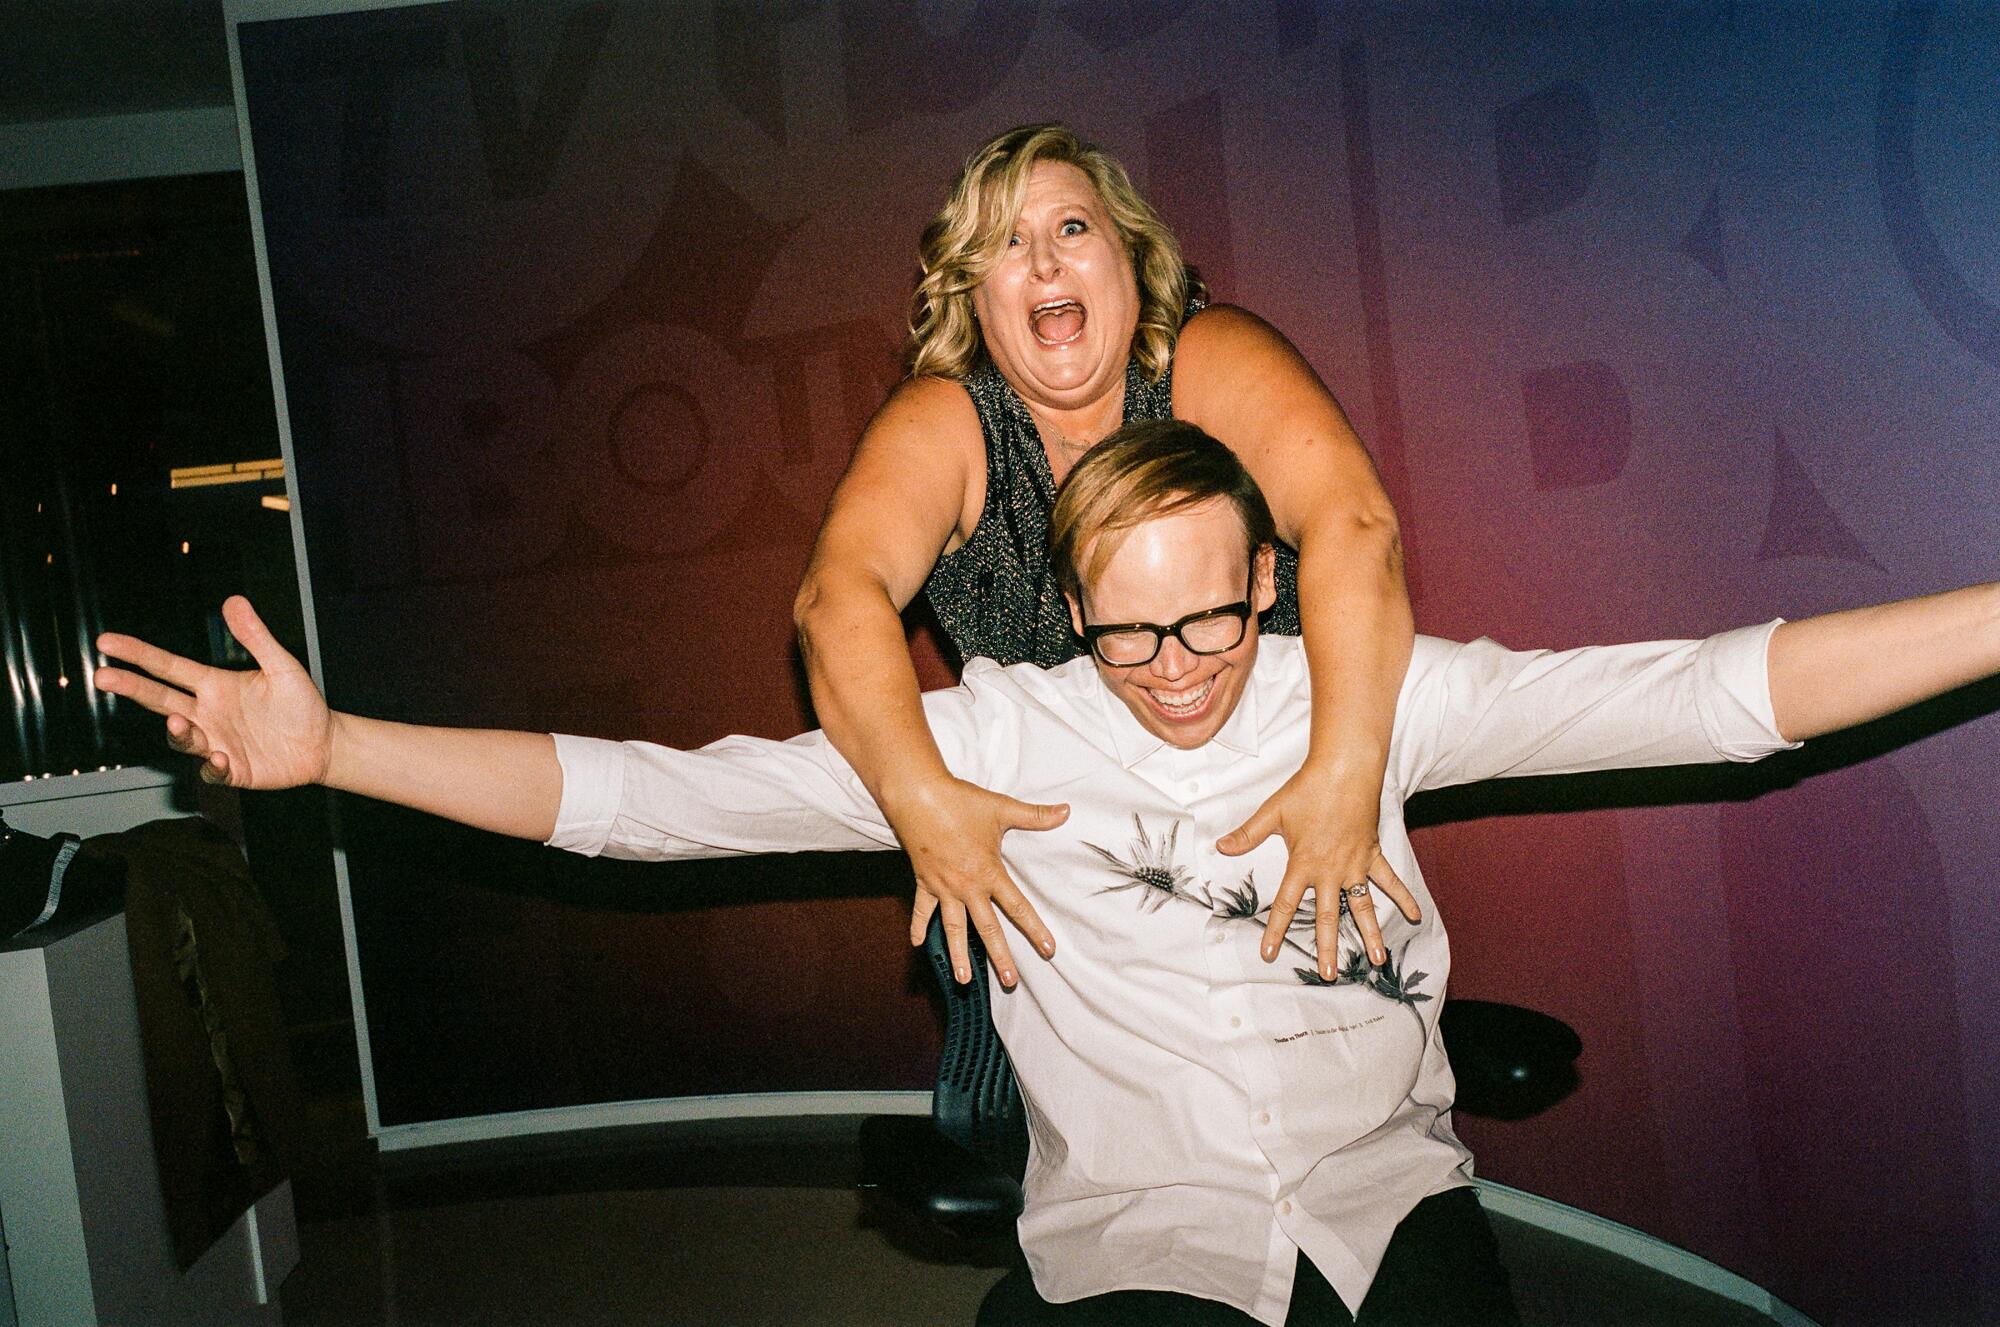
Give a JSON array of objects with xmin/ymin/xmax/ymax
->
[{"xmin": 1343, "ymin": 881, "xmax": 1372, "ymax": 900}]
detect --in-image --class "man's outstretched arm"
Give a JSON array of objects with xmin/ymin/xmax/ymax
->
[
  {"xmin": 1409, "ymin": 579, "xmax": 2000, "ymax": 794},
  {"xmin": 1768, "ymin": 582, "xmax": 2000, "ymax": 741},
  {"xmin": 99, "ymin": 595, "xmax": 953, "ymax": 861},
  {"xmin": 96, "ymin": 596, "xmax": 565, "ymax": 839}
]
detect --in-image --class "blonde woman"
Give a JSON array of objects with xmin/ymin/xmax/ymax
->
[{"xmin": 794, "ymin": 123, "xmax": 1418, "ymax": 987}]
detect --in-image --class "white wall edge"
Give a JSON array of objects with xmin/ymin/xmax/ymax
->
[
  {"xmin": 375, "ymin": 1090, "xmax": 933, "ymax": 1152},
  {"xmin": 0, "ymin": 765, "xmax": 176, "ymax": 810},
  {"xmin": 0, "ymin": 107, "xmax": 241, "ymax": 191},
  {"xmin": 322, "ymin": 836, "xmax": 382, "ymax": 1136},
  {"xmin": 0, "ymin": 766, "xmax": 187, "ymax": 841},
  {"xmin": 1473, "ymin": 1179, "xmax": 1819, "ymax": 1326},
  {"xmin": 228, "ymin": 0, "xmax": 444, "ymax": 20},
  {"xmin": 243, "ymin": 1179, "xmax": 298, "ymax": 1306}
]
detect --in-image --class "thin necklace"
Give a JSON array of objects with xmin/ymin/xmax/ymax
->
[{"xmin": 1029, "ymin": 394, "xmax": 1121, "ymax": 462}]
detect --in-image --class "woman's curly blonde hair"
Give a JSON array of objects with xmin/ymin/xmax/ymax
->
[{"xmin": 906, "ymin": 123, "xmax": 1205, "ymax": 383}]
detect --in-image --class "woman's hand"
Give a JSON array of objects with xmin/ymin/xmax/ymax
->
[
  {"xmin": 885, "ymin": 774, "xmax": 1068, "ymax": 988},
  {"xmin": 1218, "ymin": 757, "xmax": 1420, "ymax": 978},
  {"xmin": 95, "ymin": 596, "xmax": 333, "ymax": 791}
]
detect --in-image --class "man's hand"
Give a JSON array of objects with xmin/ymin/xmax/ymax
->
[
  {"xmin": 885, "ymin": 775, "xmax": 1068, "ymax": 988},
  {"xmin": 1218, "ymin": 758, "xmax": 1420, "ymax": 977},
  {"xmin": 95, "ymin": 596, "xmax": 333, "ymax": 791}
]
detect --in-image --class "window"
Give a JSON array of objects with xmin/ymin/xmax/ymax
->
[{"xmin": 0, "ymin": 172, "xmax": 301, "ymax": 782}]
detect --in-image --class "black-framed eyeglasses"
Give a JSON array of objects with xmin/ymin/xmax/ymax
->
[{"xmin": 1078, "ymin": 577, "xmax": 1255, "ymax": 667}]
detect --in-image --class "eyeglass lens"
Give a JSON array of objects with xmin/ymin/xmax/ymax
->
[{"xmin": 1094, "ymin": 611, "xmax": 1245, "ymax": 665}]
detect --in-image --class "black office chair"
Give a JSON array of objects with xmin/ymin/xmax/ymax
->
[
  {"xmin": 859, "ymin": 920, "xmax": 1028, "ymax": 1239},
  {"xmin": 858, "ymin": 916, "xmax": 1582, "ymax": 1241}
]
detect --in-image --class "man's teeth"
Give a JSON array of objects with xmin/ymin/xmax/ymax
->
[{"xmin": 1150, "ymin": 677, "xmax": 1214, "ymax": 715}]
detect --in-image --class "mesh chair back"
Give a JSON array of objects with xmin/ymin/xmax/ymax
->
[{"xmin": 923, "ymin": 914, "xmax": 1030, "ymax": 1180}]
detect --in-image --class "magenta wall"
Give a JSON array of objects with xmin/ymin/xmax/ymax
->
[{"xmin": 237, "ymin": 4, "xmax": 1999, "ymax": 1322}]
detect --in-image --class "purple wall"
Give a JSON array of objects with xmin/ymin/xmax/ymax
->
[{"xmin": 237, "ymin": 4, "xmax": 2000, "ymax": 1322}]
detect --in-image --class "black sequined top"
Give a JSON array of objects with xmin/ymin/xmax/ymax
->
[{"xmin": 921, "ymin": 330, "xmax": 1303, "ymax": 668}]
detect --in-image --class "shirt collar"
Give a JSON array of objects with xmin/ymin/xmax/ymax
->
[{"xmin": 1094, "ymin": 662, "xmax": 1264, "ymax": 768}]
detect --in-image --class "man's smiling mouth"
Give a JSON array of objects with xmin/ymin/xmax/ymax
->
[{"xmin": 1144, "ymin": 675, "xmax": 1216, "ymax": 720}]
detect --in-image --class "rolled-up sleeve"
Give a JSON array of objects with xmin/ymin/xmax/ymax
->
[
  {"xmin": 1691, "ymin": 620, "xmax": 1799, "ymax": 760},
  {"xmin": 547, "ymin": 732, "xmax": 629, "ymax": 855},
  {"xmin": 1406, "ymin": 620, "xmax": 1802, "ymax": 793}
]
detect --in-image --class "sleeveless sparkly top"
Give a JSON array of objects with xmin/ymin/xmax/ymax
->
[{"xmin": 922, "ymin": 317, "xmax": 1303, "ymax": 668}]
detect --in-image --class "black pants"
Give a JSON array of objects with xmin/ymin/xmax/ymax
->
[{"xmin": 978, "ymin": 1188, "xmax": 1520, "ymax": 1327}]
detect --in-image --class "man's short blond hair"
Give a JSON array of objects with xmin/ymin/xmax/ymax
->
[
  {"xmin": 905, "ymin": 123, "xmax": 1205, "ymax": 382},
  {"xmin": 1050, "ymin": 420, "xmax": 1276, "ymax": 603}
]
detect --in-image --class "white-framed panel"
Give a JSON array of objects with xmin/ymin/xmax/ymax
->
[
  {"xmin": 222, "ymin": 0, "xmax": 443, "ymax": 1143},
  {"xmin": 222, "ymin": 0, "xmax": 937, "ymax": 1149}
]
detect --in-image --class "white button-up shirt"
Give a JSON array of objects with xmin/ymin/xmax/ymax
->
[{"xmin": 549, "ymin": 626, "xmax": 1795, "ymax": 1322}]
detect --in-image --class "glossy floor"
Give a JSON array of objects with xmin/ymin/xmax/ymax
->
[{"xmin": 276, "ymin": 1115, "xmax": 1787, "ymax": 1326}]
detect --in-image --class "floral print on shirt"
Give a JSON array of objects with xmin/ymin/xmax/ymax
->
[{"xmin": 1084, "ymin": 814, "xmax": 1434, "ymax": 1020}]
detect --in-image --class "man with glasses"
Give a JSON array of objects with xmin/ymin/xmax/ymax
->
[{"xmin": 95, "ymin": 419, "xmax": 2000, "ymax": 1325}]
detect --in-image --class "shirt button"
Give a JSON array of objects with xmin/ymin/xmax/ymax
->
[
  {"xmin": 1280, "ymin": 1200, "xmax": 1293, "ymax": 1216},
  {"xmin": 1187, "ymin": 780, "xmax": 1204, "ymax": 796},
  {"xmin": 1230, "ymin": 1016, "xmax": 1242, "ymax": 1029},
  {"xmin": 1211, "ymin": 931, "xmax": 1226, "ymax": 945},
  {"xmin": 1259, "ymin": 1111, "xmax": 1272, "ymax": 1126}
]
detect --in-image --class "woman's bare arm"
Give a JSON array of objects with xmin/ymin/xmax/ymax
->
[
  {"xmin": 794, "ymin": 378, "xmax": 971, "ymax": 813},
  {"xmin": 794, "ymin": 377, "xmax": 1068, "ymax": 986},
  {"xmin": 1174, "ymin": 305, "xmax": 1418, "ymax": 973}
]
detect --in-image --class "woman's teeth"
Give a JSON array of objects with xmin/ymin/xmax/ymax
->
[
  {"xmin": 1032, "ymin": 300, "xmax": 1086, "ymax": 345},
  {"xmin": 1149, "ymin": 676, "xmax": 1214, "ymax": 717}
]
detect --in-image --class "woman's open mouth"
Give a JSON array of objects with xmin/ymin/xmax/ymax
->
[{"xmin": 1031, "ymin": 299, "xmax": 1087, "ymax": 346}]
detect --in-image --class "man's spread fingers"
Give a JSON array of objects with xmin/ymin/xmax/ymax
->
[
  {"xmin": 95, "ymin": 633, "xmax": 205, "ymax": 691},
  {"xmin": 221, "ymin": 596, "xmax": 300, "ymax": 674},
  {"xmin": 167, "ymin": 719, "xmax": 214, "ymax": 759},
  {"xmin": 95, "ymin": 667, "xmax": 194, "ymax": 721}
]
